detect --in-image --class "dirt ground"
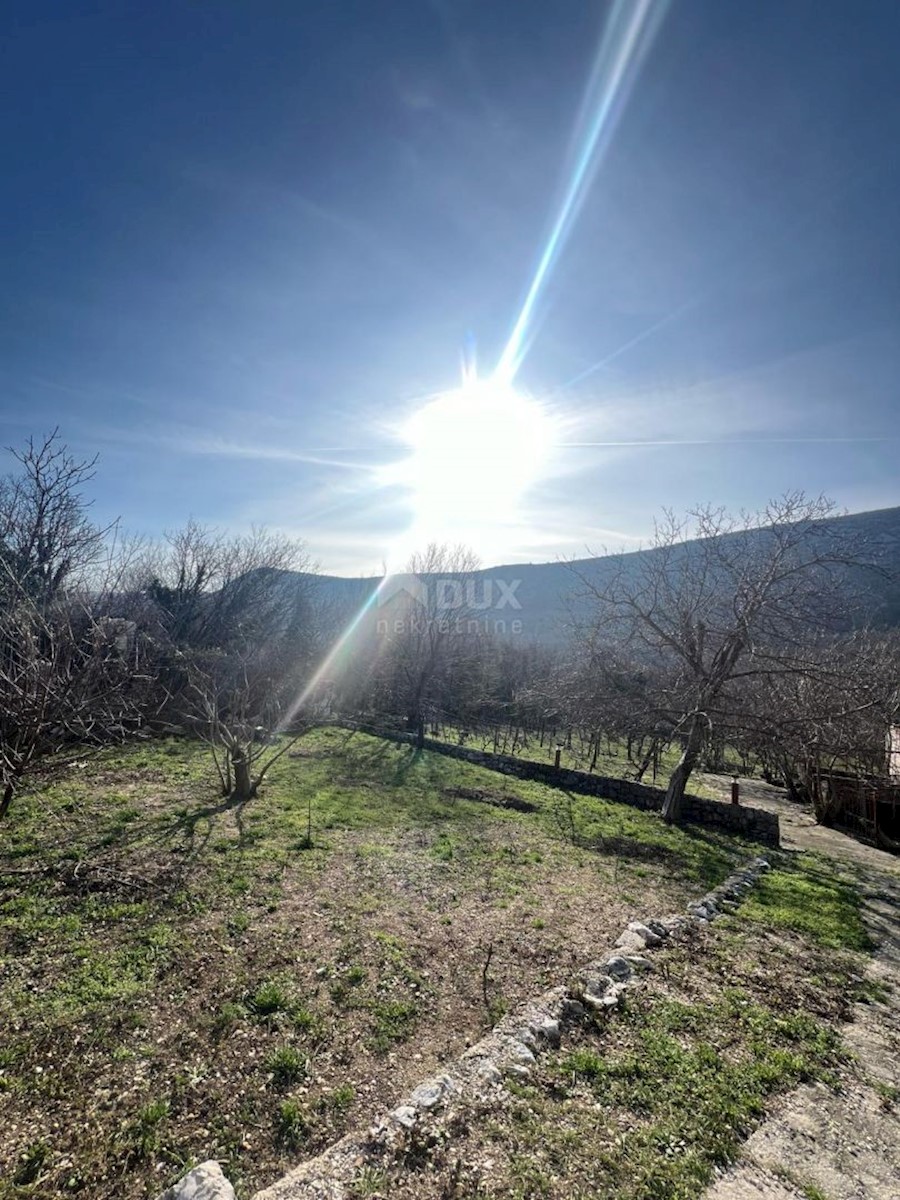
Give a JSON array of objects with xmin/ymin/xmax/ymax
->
[{"xmin": 699, "ymin": 774, "xmax": 900, "ymax": 1200}]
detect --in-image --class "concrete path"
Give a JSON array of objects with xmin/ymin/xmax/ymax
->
[{"xmin": 699, "ymin": 774, "xmax": 900, "ymax": 1200}]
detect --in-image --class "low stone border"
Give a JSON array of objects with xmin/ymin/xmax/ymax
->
[{"xmin": 157, "ymin": 857, "xmax": 772, "ymax": 1200}]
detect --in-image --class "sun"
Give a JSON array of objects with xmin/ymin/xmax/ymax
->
[{"xmin": 391, "ymin": 378, "xmax": 554, "ymax": 551}]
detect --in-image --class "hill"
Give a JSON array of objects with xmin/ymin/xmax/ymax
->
[{"xmin": 297, "ymin": 506, "xmax": 900, "ymax": 645}]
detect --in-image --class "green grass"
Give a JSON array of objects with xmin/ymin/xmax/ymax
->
[
  {"xmin": 369, "ymin": 997, "xmax": 419, "ymax": 1052},
  {"xmin": 873, "ymin": 1079, "xmax": 899, "ymax": 1109},
  {"xmin": 740, "ymin": 853, "xmax": 874, "ymax": 951},
  {"xmin": 12, "ymin": 1141, "xmax": 51, "ymax": 1187},
  {"xmin": 276, "ymin": 1099, "xmax": 308, "ymax": 1149},
  {"xmin": 324, "ymin": 1083, "xmax": 355, "ymax": 1113},
  {"xmin": 246, "ymin": 980, "xmax": 293, "ymax": 1017},
  {"xmin": 123, "ymin": 1099, "xmax": 170, "ymax": 1160},
  {"xmin": 1, "ymin": 729, "xmax": 744, "ymax": 902},
  {"xmin": 801, "ymin": 1187, "xmax": 830, "ymax": 1200},
  {"xmin": 266, "ymin": 1045, "xmax": 307, "ymax": 1087},
  {"xmin": 561, "ymin": 991, "xmax": 841, "ymax": 1129}
]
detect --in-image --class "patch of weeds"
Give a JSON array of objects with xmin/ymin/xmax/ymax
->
[
  {"xmin": 47, "ymin": 936, "xmax": 170, "ymax": 1018},
  {"xmin": 246, "ymin": 979, "xmax": 292, "ymax": 1017},
  {"xmin": 0, "ymin": 1046, "xmax": 20, "ymax": 1069},
  {"xmin": 83, "ymin": 898, "xmax": 149, "ymax": 923},
  {"xmin": 13, "ymin": 1140, "xmax": 51, "ymax": 1186},
  {"xmin": 549, "ymin": 988, "xmax": 846, "ymax": 1197},
  {"xmin": 322, "ymin": 1082, "xmax": 355, "ymax": 1114},
  {"xmin": 349, "ymin": 1167, "xmax": 389, "ymax": 1197},
  {"xmin": 225, "ymin": 911, "xmax": 250, "ymax": 937},
  {"xmin": 369, "ymin": 997, "xmax": 418, "ymax": 1052},
  {"xmin": 798, "ymin": 1184, "xmax": 831, "ymax": 1200},
  {"xmin": 873, "ymin": 1079, "xmax": 899, "ymax": 1109},
  {"xmin": 373, "ymin": 930, "xmax": 407, "ymax": 960},
  {"xmin": 292, "ymin": 1004, "xmax": 327, "ymax": 1041},
  {"xmin": 430, "ymin": 833, "xmax": 456, "ymax": 862},
  {"xmin": 561, "ymin": 1047, "xmax": 606, "ymax": 1081},
  {"xmin": 372, "ymin": 930, "xmax": 424, "ymax": 990},
  {"xmin": 128, "ymin": 1098, "xmax": 169, "ymax": 1159},
  {"xmin": 508, "ymin": 1154, "xmax": 553, "ymax": 1197},
  {"xmin": 114, "ymin": 804, "xmax": 142, "ymax": 824},
  {"xmin": 857, "ymin": 976, "xmax": 892, "ymax": 1004},
  {"xmin": 211, "ymin": 1001, "xmax": 245, "ymax": 1038},
  {"xmin": 330, "ymin": 965, "xmax": 367, "ymax": 1007},
  {"xmin": 276, "ymin": 1098, "xmax": 309, "ymax": 1149},
  {"xmin": 266, "ymin": 1045, "xmax": 307, "ymax": 1087}
]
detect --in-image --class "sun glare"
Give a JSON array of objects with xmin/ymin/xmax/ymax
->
[{"xmin": 391, "ymin": 379, "xmax": 554, "ymax": 552}]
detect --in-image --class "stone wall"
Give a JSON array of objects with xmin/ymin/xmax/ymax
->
[{"xmin": 346, "ymin": 723, "xmax": 780, "ymax": 847}]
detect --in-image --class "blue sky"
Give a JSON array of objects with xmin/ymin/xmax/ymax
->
[{"xmin": 2, "ymin": 0, "xmax": 899, "ymax": 573}]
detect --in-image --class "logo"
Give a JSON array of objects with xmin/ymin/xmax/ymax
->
[{"xmin": 375, "ymin": 574, "xmax": 522, "ymax": 612}]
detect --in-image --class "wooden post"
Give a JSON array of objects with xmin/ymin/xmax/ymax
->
[
  {"xmin": 731, "ymin": 776, "xmax": 740, "ymax": 805},
  {"xmin": 554, "ymin": 746, "xmax": 562, "ymax": 769}
]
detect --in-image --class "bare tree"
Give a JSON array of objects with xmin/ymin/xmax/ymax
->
[
  {"xmin": 741, "ymin": 631, "xmax": 900, "ymax": 820},
  {"xmin": 0, "ymin": 430, "xmax": 110, "ymax": 608},
  {"xmin": 135, "ymin": 521, "xmax": 320, "ymax": 801},
  {"xmin": 573, "ymin": 494, "xmax": 883, "ymax": 822},
  {"xmin": 140, "ymin": 519, "xmax": 309, "ymax": 650},
  {"xmin": 368, "ymin": 543, "xmax": 481, "ymax": 746},
  {"xmin": 189, "ymin": 648, "xmax": 317, "ymax": 803},
  {"xmin": 0, "ymin": 590, "xmax": 149, "ymax": 818},
  {"xmin": 0, "ymin": 434, "xmax": 147, "ymax": 818}
]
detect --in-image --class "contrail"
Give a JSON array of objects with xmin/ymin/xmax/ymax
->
[
  {"xmin": 560, "ymin": 296, "xmax": 701, "ymax": 389},
  {"xmin": 558, "ymin": 436, "xmax": 898, "ymax": 447},
  {"xmin": 495, "ymin": 0, "xmax": 671, "ymax": 385}
]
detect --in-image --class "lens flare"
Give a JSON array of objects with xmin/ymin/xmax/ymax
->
[
  {"xmin": 391, "ymin": 378, "xmax": 553, "ymax": 549},
  {"xmin": 496, "ymin": 0, "xmax": 670, "ymax": 385},
  {"xmin": 276, "ymin": 574, "xmax": 394, "ymax": 732}
]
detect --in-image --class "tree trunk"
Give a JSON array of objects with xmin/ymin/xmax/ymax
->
[
  {"xmin": 662, "ymin": 715, "xmax": 706, "ymax": 823},
  {"xmin": 230, "ymin": 750, "xmax": 255, "ymax": 802}
]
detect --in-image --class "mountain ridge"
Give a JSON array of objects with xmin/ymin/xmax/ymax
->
[{"xmin": 297, "ymin": 505, "xmax": 900, "ymax": 644}]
